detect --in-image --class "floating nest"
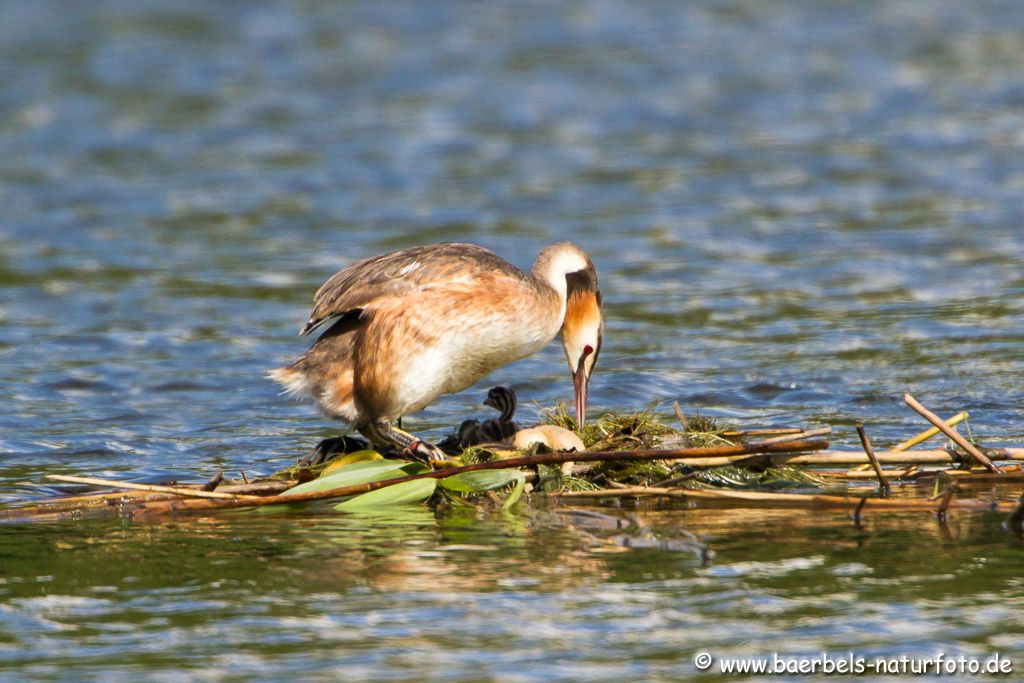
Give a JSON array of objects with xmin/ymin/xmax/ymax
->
[{"xmin": 4, "ymin": 393, "xmax": 1024, "ymax": 529}]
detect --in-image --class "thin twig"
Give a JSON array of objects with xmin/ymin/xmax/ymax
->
[
  {"xmin": 672, "ymin": 401, "xmax": 689, "ymax": 431},
  {"xmin": 670, "ymin": 401, "xmax": 692, "ymax": 448},
  {"xmin": 855, "ymin": 424, "xmax": 891, "ymax": 496},
  {"xmin": 904, "ymin": 394, "xmax": 999, "ymax": 473},
  {"xmin": 45, "ymin": 475, "xmax": 262, "ymax": 501},
  {"xmin": 747, "ymin": 426, "xmax": 831, "ymax": 447}
]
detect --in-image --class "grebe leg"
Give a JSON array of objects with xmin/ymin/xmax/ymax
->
[{"xmin": 360, "ymin": 419, "xmax": 447, "ymax": 464}]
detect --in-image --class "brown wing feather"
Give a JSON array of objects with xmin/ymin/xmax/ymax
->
[{"xmin": 300, "ymin": 242, "xmax": 529, "ymax": 335}]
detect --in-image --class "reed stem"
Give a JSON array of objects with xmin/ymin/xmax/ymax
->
[{"xmin": 903, "ymin": 394, "xmax": 999, "ymax": 473}]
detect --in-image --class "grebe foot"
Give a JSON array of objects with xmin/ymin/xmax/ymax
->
[
  {"xmin": 402, "ymin": 440, "xmax": 448, "ymax": 465},
  {"xmin": 359, "ymin": 419, "xmax": 445, "ymax": 464},
  {"xmin": 300, "ymin": 435, "xmax": 370, "ymax": 466}
]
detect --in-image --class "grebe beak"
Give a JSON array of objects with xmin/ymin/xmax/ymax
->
[{"xmin": 573, "ymin": 353, "xmax": 588, "ymax": 426}]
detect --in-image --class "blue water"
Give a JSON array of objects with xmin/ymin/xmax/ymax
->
[{"xmin": 2, "ymin": 1, "xmax": 1024, "ymax": 679}]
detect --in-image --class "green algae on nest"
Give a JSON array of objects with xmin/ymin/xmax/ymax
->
[
  {"xmin": 268, "ymin": 407, "xmax": 836, "ymax": 494},
  {"xmin": 539, "ymin": 402, "xmax": 716, "ymax": 450}
]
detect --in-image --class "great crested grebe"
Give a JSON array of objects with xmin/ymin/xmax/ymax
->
[
  {"xmin": 455, "ymin": 386, "xmax": 520, "ymax": 448},
  {"xmin": 482, "ymin": 385, "xmax": 517, "ymax": 422},
  {"xmin": 270, "ymin": 242, "xmax": 603, "ymax": 463}
]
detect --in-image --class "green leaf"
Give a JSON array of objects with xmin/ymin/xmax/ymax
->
[
  {"xmin": 321, "ymin": 449, "xmax": 383, "ymax": 475},
  {"xmin": 334, "ymin": 478, "xmax": 437, "ymax": 511},
  {"xmin": 284, "ymin": 459, "xmax": 426, "ymax": 495},
  {"xmin": 440, "ymin": 468, "xmax": 525, "ymax": 493},
  {"xmin": 502, "ymin": 475, "xmax": 526, "ymax": 510}
]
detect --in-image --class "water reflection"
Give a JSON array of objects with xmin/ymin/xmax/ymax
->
[{"xmin": 2, "ymin": 505, "xmax": 1022, "ymax": 678}]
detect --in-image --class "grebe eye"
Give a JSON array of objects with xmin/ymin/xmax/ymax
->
[{"xmin": 583, "ymin": 345, "xmax": 594, "ymax": 356}]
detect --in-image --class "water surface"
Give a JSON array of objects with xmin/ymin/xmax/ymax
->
[{"xmin": 2, "ymin": 1, "xmax": 1024, "ymax": 679}]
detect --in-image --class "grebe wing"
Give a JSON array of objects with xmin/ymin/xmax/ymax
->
[{"xmin": 300, "ymin": 242, "xmax": 527, "ymax": 336}]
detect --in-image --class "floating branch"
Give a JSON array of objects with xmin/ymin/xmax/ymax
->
[
  {"xmin": 747, "ymin": 426, "xmax": 831, "ymax": 447},
  {"xmin": 812, "ymin": 468, "xmax": 917, "ymax": 480},
  {"xmin": 46, "ymin": 474, "xmax": 263, "ymax": 500},
  {"xmin": 549, "ymin": 486, "xmax": 1018, "ymax": 513},
  {"xmin": 814, "ymin": 466, "xmax": 1024, "ymax": 483},
  {"xmin": 667, "ymin": 448, "xmax": 1024, "ymax": 469},
  {"xmin": 22, "ymin": 483, "xmax": 274, "ymax": 508},
  {"xmin": 0, "ymin": 480, "xmax": 294, "ymax": 522},
  {"xmin": 721, "ymin": 428, "xmax": 804, "ymax": 438},
  {"xmin": 852, "ymin": 410, "xmax": 968, "ymax": 473},
  {"xmin": 3, "ymin": 439, "xmax": 828, "ymax": 522},
  {"xmin": 904, "ymin": 394, "xmax": 999, "ymax": 473},
  {"xmin": 937, "ymin": 467, "xmax": 1024, "ymax": 481}
]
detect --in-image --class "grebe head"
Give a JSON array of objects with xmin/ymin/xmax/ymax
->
[
  {"xmin": 483, "ymin": 386, "xmax": 517, "ymax": 421},
  {"xmin": 563, "ymin": 280, "xmax": 602, "ymax": 427},
  {"xmin": 533, "ymin": 242, "xmax": 604, "ymax": 426}
]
